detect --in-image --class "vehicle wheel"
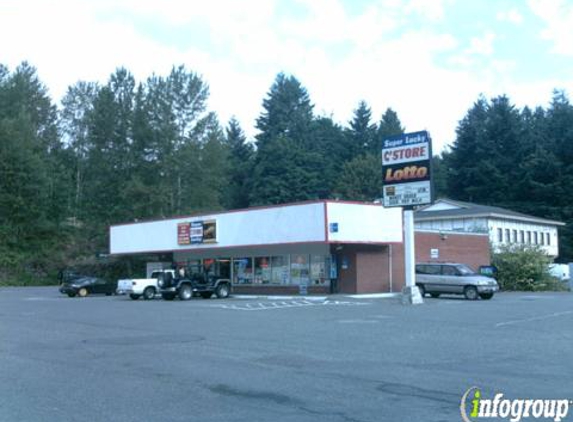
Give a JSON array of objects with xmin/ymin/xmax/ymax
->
[
  {"xmin": 215, "ymin": 283, "xmax": 230, "ymax": 299},
  {"xmin": 200, "ymin": 292, "xmax": 212, "ymax": 299},
  {"xmin": 464, "ymin": 286, "xmax": 479, "ymax": 300},
  {"xmin": 129, "ymin": 294, "xmax": 140, "ymax": 300},
  {"xmin": 430, "ymin": 293, "xmax": 440, "ymax": 298},
  {"xmin": 479, "ymin": 292, "xmax": 494, "ymax": 300},
  {"xmin": 178, "ymin": 284, "xmax": 193, "ymax": 301},
  {"xmin": 78, "ymin": 288, "xmax": 88, "ymax": 298},
  {"xmin": 417, "ymin": 284, "xmax": 425, "ymax": 297},
  {"xmin": 67, "ymin": 292, "xmax": 76, "ymax": 298},
  {"xmin": 162, "ymin": 293, "xmax": 176, "ymax": 301},
  {"xmin": 143, "ymin": 287, "xmax": 156, "ymax": 300},
  {"xmin": 105, "ymin": 292, "xmax": 112, "ymax": 296}
]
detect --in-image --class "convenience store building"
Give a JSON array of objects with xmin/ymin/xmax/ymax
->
[{"xmin": 109, "ymin": 200, "xmax": 491, "ymax": 294}]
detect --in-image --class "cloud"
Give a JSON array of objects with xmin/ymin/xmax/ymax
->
[
  {"xmin": 529, "ymin": 0, "xmax": 573, "ymax": 56},
  {"xmin": 467, "ymin": 31, "xmax": 496, "ymax": 56},
  {"xmin": 496, "ymin": 8, "xmax": 524, "ymax": 25},
  {"xmin": 1, "ymin": 0, "xmax": 570, "ymax": 155},
  {"xmin": 405, "ymin": 0, "xmax": 451, "ymax": 21}
]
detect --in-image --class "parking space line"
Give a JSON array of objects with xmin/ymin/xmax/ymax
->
[
  {"xmin": 210, "ymin": 300, "xmax": 371, "ymax": 311},
  {"xmin": 495, "ymin": 310, "xmax": 573, "ymax": 327}
]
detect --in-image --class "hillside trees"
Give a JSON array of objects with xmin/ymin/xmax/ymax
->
[{"xmin": 445, "ymin": 92, "xmax": 573, "ymax": 261}]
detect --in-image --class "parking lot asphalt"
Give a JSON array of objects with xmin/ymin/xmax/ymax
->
[{"xmin": 1, "ymin": 287, "xmax": 572, "ymax": 422}]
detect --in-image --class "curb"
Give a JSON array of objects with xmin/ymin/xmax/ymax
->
[{"xmin": 232, "ymin": 293, "xmax": 399, "ymax": 300}]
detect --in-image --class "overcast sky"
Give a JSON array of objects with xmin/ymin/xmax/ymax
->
[{"xmin": 2, "ymin": 0, "xmax": 573, "ymax": 152}]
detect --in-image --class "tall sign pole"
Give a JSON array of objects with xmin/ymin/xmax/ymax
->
[{"xmin": 382, "ymin": 131, "xmax": 433, "ymax": 305}]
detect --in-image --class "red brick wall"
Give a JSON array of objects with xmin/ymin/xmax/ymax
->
[
  {"xmin": 356, "ymin": 249, "xmax": 391, "ymax": 293},
  {"xmin": 414, "ymin": 232, "xmax": 491, "ymax": 271},
  {"xmin": 390, "ymin": 243, "xmax": 405, "ymax": 292},
  {"xmin": 334, "ymin": 245, "xmax": 393, "ymax": 294}
]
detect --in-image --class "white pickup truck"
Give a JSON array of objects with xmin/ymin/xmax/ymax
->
[{"xmin": 117, "ymin": 269, "xmax": 176, "ymax": 300}]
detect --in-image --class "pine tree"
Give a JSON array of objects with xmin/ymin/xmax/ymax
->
[
  {"xmin": 334, "ymin": 154, "xmax": 382, "ymax": 201},
  {"xmin": 250, "ymin": 136, "xmax": 322, "ymax": 205},
  {"xmin": 311, "ymin": 116, "xmax": 350, "ymax": 197},
  {"xmin": 0, "ymin": 62, "xmax": 68, "ymax": 281},
  {"xmin": 60, "ymin": 81, "xmax": 99, "ymax": 220},
  {"xmin": 255, "ymin": 73, "xmax": 314, "ymax": 148},
  {"xmin": 346, "ymin": 100, "xmax": 376, "ymax": 156},
  {"xmin": 377, "ymin": 107, "xmax": 404, "ymax": 151},
  {"xmin": 224, "ymin": 117, "xmax": 254, "ymax": 209},
  {"xmin": 251, "ymin": 73, "xmax": 319, "ymax": 204}
]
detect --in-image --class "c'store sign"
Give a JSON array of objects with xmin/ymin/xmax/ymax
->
[{"xmin": 382, "ymin": 131, "xmax": 433, "ymax": 208}]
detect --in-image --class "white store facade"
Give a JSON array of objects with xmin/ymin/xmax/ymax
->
[{"xmin": 110, "ymin": 201, "xmax": 406, "ymax": 294}]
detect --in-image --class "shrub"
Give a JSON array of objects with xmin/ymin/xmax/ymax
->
[{"xmin": 492, "ymin": 244, "xmax": 568, "ymax": 291}]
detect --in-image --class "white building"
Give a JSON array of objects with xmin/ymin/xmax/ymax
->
[
  {"xmin": 110, "ymin": 200, "xmax": 405, "ymax": 294},
  {"xmin": 414, "ymin": 199, "xmax": 565, "ymax": 258}
]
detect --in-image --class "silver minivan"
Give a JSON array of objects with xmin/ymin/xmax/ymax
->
[{"xmin": 415, "ymin": 263, "xmax": 499, "ymax": 300}]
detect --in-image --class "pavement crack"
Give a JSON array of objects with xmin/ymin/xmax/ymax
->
[
  {"xmin": 376, "ymin": 382, "xmax": 459, "ymax": 405},
  {"xmin": 208, "ymin": 383, "xmax": 302, "ymax": 407}
]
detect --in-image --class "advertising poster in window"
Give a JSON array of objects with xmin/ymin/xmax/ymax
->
[{"xmin": 382, "ymin": 130, "xmax": 433, "ymax": 208}]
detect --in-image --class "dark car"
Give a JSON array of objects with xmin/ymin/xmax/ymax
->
[
  {"xmin": 158, "ymin": 262, "xmax": 232, "ymax": 301},
  {"xmin": 59, "ymin": 277, "xmax": 117, "ymax": 298}
]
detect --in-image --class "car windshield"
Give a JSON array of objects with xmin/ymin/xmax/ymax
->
[{"xmin": 455, "ymin": 264, "xmax": 476, "ymax": 275}]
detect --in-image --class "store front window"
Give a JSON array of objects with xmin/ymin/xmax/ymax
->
[
  {"xmin": 254, "ymin": 257, "xmax": 271, "ymax": 284},
  {"xmin": 233, "ymin": 258, "xmax": 253, "ymax": 284},
  {"xmin": 310, "ymin": 255, "xmax": 330, "ymax": 286},
  {"xmin": 217, "ymin": 258, "xmax": 231, "ymax": 279},
  {"xmin": 230, "ymin": 254, "xmax": 332, "ymax": 286},
  {"xmin": 271, "ymin": 255, "xmax": 289, "ymax": 285},
  {"xmin": 290, "ymin": 254, "xmax": 310, "ymax": 286}
]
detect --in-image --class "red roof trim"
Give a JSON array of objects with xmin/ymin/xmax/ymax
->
[{"xmin": 109, "ymin": 239, "xmax": 403, "ymax": 256}]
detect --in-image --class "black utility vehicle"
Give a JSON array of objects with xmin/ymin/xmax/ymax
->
[
  {"xmin": 157, "ymin": 261, "xmax": 232, "ymax": 301},
  {"xmin": 59, "ymin": 276, "xmax": 117, "ymax": 298}
]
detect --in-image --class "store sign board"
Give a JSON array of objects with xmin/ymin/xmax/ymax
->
[
  {"xmin": 183, "ymin": 220, "xmax": 217, "ymax": 245},
  {"xmin": 382, "ymin": 131, "xmax": 433, "ymax": 208},
  {"xmin": 177, "ymin": 223, "xmax": 191, "ymax": 245},
  {"xmin": 190, "ymin": 221, "xmax": 204, "ymax": 244}
]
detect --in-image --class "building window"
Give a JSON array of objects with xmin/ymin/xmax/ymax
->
[
  {"xmin": 290, "ymin": 254, "xmax": 310, "ymax": 286},
  {"xmin": 520, "ymin": 230, "xmax": 525, "ymax": 243},
  {"xmin": 217, "ymin": 258, "xmax": 231, "ymax": 279},
  {"xmin": 547, "ymin": 233, "xmax": 551, "ymax": 246},
  {"xmin": 527, "ymin": 231, "xmax": 532, "ymax": 244},
  {"xmin": 497, "ymin": 228, "xmax": 503, "ymax": 243},
  {"xmin": 540, "ymin": 233, "xmax": 545, "ymax": 246},
  {"xmin": 534, "ymin": 232, "xmax": 538, "ymax": 244},
  {"xmin": 232, "ymin": 257, "xmax": 253, "ymax": 284},
  {"xmin": 254, "ymin": 257, "xmax": 271, "ymax": 284},
  {"xmin": 270, "ymin": 255, "xmax": 289, "ymax": 285},
  {"xmin": 512, "ymin": 230, "xmax": 517, "ymax": 243},
  {"xmin": 310, "ymin": 255, "xmax": 330, "ymax": 286},
  {"xmin": 505, "ymin": 229, "xmax": 510, "ymax": 243}
]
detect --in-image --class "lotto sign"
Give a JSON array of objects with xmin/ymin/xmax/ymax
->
[{"xmin": 382, "ymin": 131, "xmax": 433, "ymax": 208}]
